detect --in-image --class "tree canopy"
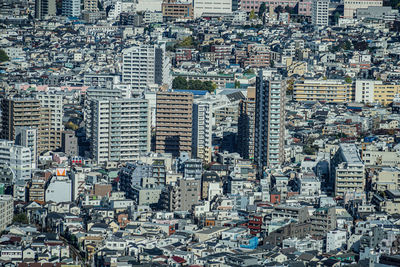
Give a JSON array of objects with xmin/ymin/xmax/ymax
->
[
  {"xmin": 258, "ymin": 2, "xmax": 267, "ymax": 18},
  {"xmin": 172, "ymin": 77, "xmax": 216, "ymax": 93},
  {"xmin": 0, "ymin": 49, "xmax": 9, "ymax": 62}
]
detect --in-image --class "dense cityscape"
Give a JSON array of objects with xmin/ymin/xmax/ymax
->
[{"xmin": 1, "ymin": 0, "xmax": 400, "ymax": 266}]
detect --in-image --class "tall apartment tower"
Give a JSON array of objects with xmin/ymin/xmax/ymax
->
[
  {"xmin": 254, "ymin": 71, "xmax": 285, "ymax": 169},
  {"xmin": 238, "ymin": 86, "xmax": 256, "ymax": 160},
  {"xmin": 90, "ymin": 98, "xmax": 151, "ymax": 163},
  {"xmin": 155, "ymin": 91, "xmax": 193, "ymax": 157},
  {"xmin": 62, "ymin": 0, "xmax": 81, "ymax": 17},
  {"xmin": 1, "ymin": 98, "xmax": 41, "ymax": 142},
  {"xmin": 34, "ymin": 92, "xmax": 63, "ymax": 153},
  {"xmin": 35, "ymin": 0, "xmax": 56, "ymax": 19},
  {"xmin": 122, "ymin": 43, "xmax": 171, "ymax": 91},
  {"xmin": 192, "ymin": 100, "xmax": 213, "ymax": 162},
  {"xmin": 15, "ymin": 127, "xmax": 38, "ymax": 169},
  {"xmin": 312, "ymin": 0, "xmax": 329, "ymax": 26}
]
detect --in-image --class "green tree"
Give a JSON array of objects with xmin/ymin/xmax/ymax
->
[
  {"xmin": 203, "ymin": 81, "xmax": 215, "ymax": 93},
  {"xmin": 274, "ymin": 5, "xmax": 284, "ymax": 14},
  {"xmin": 13, "ymin": 213, "xmax": 28, "ymax": 224},
  {"xmin": 172, "ymin": 76, "xmax": 188, "ymax": 89},
  {"xmin": 234, "ymin": 80, "xmax": 241, "ymax": 88},
  {"xmin": 0, "ymin": 49, "xmax": 9, "ymax": 62},
  {"xmin": 249, "ymin": 10, "xmax": 257, "ymax": 20},
  {"xmin": 344, "ymin": 76, "xmax": 352, "ymax": 84},
  {"xmin": 258, "ymin": 2, "xmax": 266, "ymax": 18},
  {"xmin": 65, "ymin": 121, "xmax": 79, "ymax": 131},
  {"xmin": 244, "ymin": 68, "xmax": 255, "ymax": 74}
]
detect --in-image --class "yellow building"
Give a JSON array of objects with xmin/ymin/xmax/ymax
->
[
  {"xmin": 373, "ymin": 83, "xmax": 400, "ymax": 106},
  {"xmin": 293, "ymin": 80, "xmax": 354, "ymax": 103}
]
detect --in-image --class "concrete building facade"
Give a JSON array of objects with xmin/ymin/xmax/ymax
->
[
  {"xmin": 155, "ymin": 91, "xmax": 193, "ymax": 157},
  {"xmin": 254, "ymin": 72, "xmax": 285, "ymax": 169},
  {"xmin": 90, "ymin": 98, "xmax": 150, "ymax": 163}
]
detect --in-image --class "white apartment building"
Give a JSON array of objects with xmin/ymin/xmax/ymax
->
[
  {"xmin": 91, "ymin": 99, "xmax": 151, "ymax": 163},
  {"xmin": 15, "ymin": 127, "xmax": 37, "ymax": 169},
  {"xmin": 0, "ymin": 140, "xmax": 32, "ymax": 182},
  {"xmin": 62, "ymin": 0, "xmax": 81, "ymax": 17},
  {"xmin": 344, "ymin": 0, "xmax": 382, "ymax": 18},
  {"xmin": 333, "ymin": 143, "xmax": 365, "ymax": 196},
  {"xmin": 299, "ymin": 176, "xmax": 321, "ymax": 196},
  {"xmin": 193, "ymin": 0, "xmax": 232, "ymax": 18},
  {"xmin": 326, "ymin": 230, "xmax": 347, "ymax": 252},
  {"xmin": 122, "ymin": 43, "xmax": 171, "ymax": 91},
  {"xmin": 312, "ymin": 0, "xmax": 329, "ymax": 26},
  {"xmin": 192, "ymin": 99, "xmax": 213, "ymax": 163},
  {"xmin": 355, "ymin": 80, "xmax": 377, "ymax": 104},
  {"xmin": 0, "ymin": 195, "xmax": 13, "ymax": 232},
  {"xmin": 108, "ymin": 1, "xmax": 136, "ymax": 19},
  {"xmin": 255, "ymin": 71, "xmax": 285, "ymax": 169}
]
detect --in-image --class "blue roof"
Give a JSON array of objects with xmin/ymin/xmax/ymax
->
[{"xmin": 173, "ymin": 89, "xmax": 208, "ymax": 95}]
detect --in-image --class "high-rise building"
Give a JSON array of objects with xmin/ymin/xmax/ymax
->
[
  {"xmin": 1, "ymin": 98, "xmax": 41, "ymax": 142},
  {"xmin": 90, "ymin": 98, "xmax": 151, "ymax": 163},
  {"xmin": 312, "ymin": 0, "xmax": 329, "ymax": 26},
  {"xmin": 192, "ymin": 99, "xmax": 213, "ymax": 162},
  {"xmin": 254, "ymin": 71, "xmax": 285, "ymax": 169},
  {"xmin": 0, "ymin": 140, "xmax": 32, "ymax": 182},
  {"xmin": 332, "ymin": 143, "xmax": 365, "ymax": 196},
  {"xmin": 62, "ymin": 0, "xmax": 81, "ymax": 17},
  {"xmin": 122, "ymin": 43, "xmax": 171, "ymax": 91},
  {"xmin": 0, "ymin": 195, "xmax": 13, "ymax": 232},
  {"xmin": 238, "ymin": 86, "xmax": 256, "ymax": 160},
  {"xmin": 15, "ymin": 127, "xmax": 37, "ymax": 169},
  {"xmin": 155, "ymin": 91, "xmax": 193, "ymax": 157},
  {"xmin": 34, "ymin": 92, "xmax": 63, "ymax": 153},
  {"xmin": 35, "ymin": 0, "xmax": 56, "ymax": 19}
]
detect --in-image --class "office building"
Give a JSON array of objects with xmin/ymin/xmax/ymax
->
[
  {"xmin": 0, "ymin": 195, "xmax": 13, "ymax": 232},
  {"xmin": 155, "ymin": 91, "xmax": 193, "ymax": 157},
  {"xmin": 162, "ymin": 0, "xmax": 194, "ymax": 20},
  {"xmin": 192, "ymin": 99, "xmax": 213, "ymax": 162},
  {"xmin": 35, "ymin": 0, "xmax": 56, "ymax": 19},
  {"xmin": 62, "ymin": 0, "xmax": 81, "ymax": 17},
  {"xmin": 310, "ymin": 206, "xmax": 337, "ymax": 237},
  {"xmin": 62, "ymin": 130, "xmax": 78, "ymax": 157},
  {"xmin": 312, "ymin": 0, "xmax": 329, "ymax": 26},
  {"xmin": 293, "ymin": 80, "xmax": 354, "ymax": 103},
  {"xmin": 193, "ymin": 0, "xmax": 232, "ymax": 18},
  {"xmin": 344, "ymin": 0, "xmax": 382, "ymax": 18},
  {"xmin": 15, "ymin": 127, "xmax": 37, "ymax": 169},
  {"xmin": 332, "ymin": 143, "xmax": 365, "ymax": 196},
  {"xmin": 238, "ymin": 86, "xmax": 256, "ymax": 160},
  {"xmin": 0, "ymin": 140, "xmax": 32, "ymax": 182},
  {"xmin": 122, "ymin": 43, "xmax": 171, "ymax": 91},
  {"xmin": 90, "ymin": 98, "xmax": 150, "ymax": 163},
  {"xmin": 254, "ymin": 72, "xmax": 285, "ymax": 169},
  {"xmin": 34, "ymin": 92, "xmax": 63, "ymax": 153}
]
